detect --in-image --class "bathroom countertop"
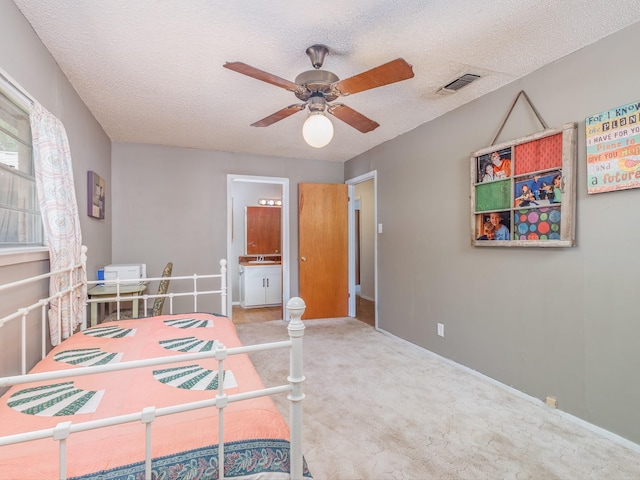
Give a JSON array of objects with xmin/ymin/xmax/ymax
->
[{"xmin": 238, "ymin": 256, "xmax": 281, "ymax": 266}]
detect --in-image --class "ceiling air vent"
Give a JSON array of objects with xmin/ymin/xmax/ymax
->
[{"xmin": 438, "ymin": 73, "xmax": 481, "ymax": 94}]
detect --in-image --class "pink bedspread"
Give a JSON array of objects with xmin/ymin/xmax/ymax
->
[{"xmin": 0, "ymin": 313, "xmax": 291, "ymax": 479}]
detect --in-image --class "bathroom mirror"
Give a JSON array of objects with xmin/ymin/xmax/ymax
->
[{"xmin": 245, "ymin": 206, "xmax": 281, "ymax": 254}]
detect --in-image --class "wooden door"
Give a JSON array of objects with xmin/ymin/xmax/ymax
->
[{"xmin": 298, "ymin": 183, "xmax": 348, "ymax": 319}]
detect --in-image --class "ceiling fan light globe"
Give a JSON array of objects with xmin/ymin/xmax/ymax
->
[{"xmin": 302, "ymin": 113, "xmax": 334, "ymax": 148}]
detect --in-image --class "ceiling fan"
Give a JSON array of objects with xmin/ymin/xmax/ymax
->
[{"xmin": 223, "ymin": 45, "xmax": 414, "ymax": 145}]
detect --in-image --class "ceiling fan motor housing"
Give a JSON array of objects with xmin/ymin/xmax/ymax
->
[{"xmin": 294, "ymin": 70, "xmax": 340, "ymax": 102}]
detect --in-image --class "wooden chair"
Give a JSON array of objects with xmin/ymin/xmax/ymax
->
[
  {"xmin": 151, "ymin": 262, "xmax": 173, "ymax": 316},
  {"xmin": 103, "ymin": 262, "xmax": 173, "ymax": 322}
]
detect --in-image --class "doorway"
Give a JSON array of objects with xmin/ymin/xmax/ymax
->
[
  {"xmin": 226, "ymin": 175, "xmax": 290, "ymax": 321},
  {"xmin": 347, "ymin": 171, "xmax": 377, "ymax": 328}
]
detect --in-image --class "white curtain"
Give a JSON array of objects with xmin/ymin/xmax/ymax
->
[{"xmin": 30, "ymin": 101, "xmax": 85, "ymax": 344}]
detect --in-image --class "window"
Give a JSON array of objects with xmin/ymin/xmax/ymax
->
[
  {"xmin": 470, "ymin": 123, "xmax": 577, "ymax": 247},
  {"xmin": 0, "ymin": 81, "xmax": 42, "ymax": 247}
]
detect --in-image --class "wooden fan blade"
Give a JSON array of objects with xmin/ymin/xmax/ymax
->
[
  {"xmin": 327, "ymin": 104, "xmax": 379, "ymax": 133},
  {"xmin": 332, "ymin": 58, "xmax": 414, "ymax": 96},
  {"xmin": 224, "ymin": 62, "xmax": 302, "ymax": 93},
  {"xmin": 251, "ymin": 104, "xmax": 306, "ymax": 127}
]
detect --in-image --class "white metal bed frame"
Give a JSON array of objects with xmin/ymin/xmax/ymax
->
[{"xmin": 0, "ymin": 246, "xmax": 306, "ymax": 480}]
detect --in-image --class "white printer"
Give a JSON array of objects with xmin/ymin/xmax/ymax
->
[{"xmin": 104, "ymin": 263, "xmax": 146, "ymax": 285}]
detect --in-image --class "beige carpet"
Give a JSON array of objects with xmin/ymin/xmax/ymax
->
[{"xmin": 236, "ymin": 317, "xmax": 640, "ymax": 480}]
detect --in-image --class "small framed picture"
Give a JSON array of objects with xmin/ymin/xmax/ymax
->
[{"xmin": 87, "ymin": 171, "xmax": 105, "ymax": 219}]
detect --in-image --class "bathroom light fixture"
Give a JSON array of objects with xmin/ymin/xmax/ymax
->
[{"xmin": 258, "ymin": 198, "xmax": 283, "ymax": 206}]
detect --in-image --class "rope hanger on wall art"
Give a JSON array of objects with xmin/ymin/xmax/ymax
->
[
  {"xmin": 471, "ymin": 89, "xmax": 578, "ymax": 248},
  {"xmin": 490, "ymin": 90, "xmax": 549, "ymax": 146}
]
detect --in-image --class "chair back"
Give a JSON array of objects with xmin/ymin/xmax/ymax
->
[{"xmin": 152, "ymin": 262, "xmax": 173, "ymax": 316}]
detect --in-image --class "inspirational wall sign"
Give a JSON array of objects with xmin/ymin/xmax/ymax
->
[{"xmin": 586, "ymin": 99, "xmax": 640, "ymax": 194}]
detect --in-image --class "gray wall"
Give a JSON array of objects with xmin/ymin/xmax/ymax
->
[
  {"xmin": 0, "ymin": 1, "xmax": 111, "ymax": 375},
  {"xmin": 111, "ymin": 142, "xmax": 343, "ymax": 313},
  {"xmin": 345, "ymin": 22, "xmax": 640, "ymax": 444}
]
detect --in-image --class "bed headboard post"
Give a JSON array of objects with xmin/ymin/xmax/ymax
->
[
  {"xmin": 286, "ymin": 296, "xmax": 306, "ymax": 480},
  {"xmin": 219, "ymin": 259, "xmax": 227, "ymax": 316},
  {"xmin": 80, "ymin": 245, "xmax": 88, "ymax": 331}
]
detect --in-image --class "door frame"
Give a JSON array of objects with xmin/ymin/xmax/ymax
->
[
  {"xmin": 226, "ymin": 174, "xmax": 290, "ymax": 319},
  {"xmin": 346, "ymin": 171, "xmax": 378, "ymax": 328}
]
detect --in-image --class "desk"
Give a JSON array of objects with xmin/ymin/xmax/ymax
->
[{"xmin": 87, "ymin": 283, "xmax": 147, "ymax": 327}]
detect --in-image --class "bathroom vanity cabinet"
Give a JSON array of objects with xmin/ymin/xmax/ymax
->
[{"xmin": 240, "ymin": 264, "xmax": 282, "ymax": 308}]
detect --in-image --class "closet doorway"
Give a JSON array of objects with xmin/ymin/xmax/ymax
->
[
  {"xmin": 347, "ymin": 171, "xmax": 377, "ymax": 328},
  {"xmin": 226, "ymin": 175, "xmax": 290, "ymax": 322}
]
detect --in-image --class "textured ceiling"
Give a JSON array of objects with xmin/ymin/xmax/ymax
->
[{"xmin": 12, "ymin": 0, "xmax": 640, "ymax": 162}]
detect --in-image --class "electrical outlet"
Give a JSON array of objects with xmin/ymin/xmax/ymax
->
[
  {"xmin": 545, "ymin": 396, "xmax": 558, "ymax": 408},
  {"xmin": 437, "ymin": 323, "xmax": 444, "ymax": 337}
]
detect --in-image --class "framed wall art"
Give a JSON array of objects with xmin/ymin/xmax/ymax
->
[
  {"xmin": 87, "ymin": 170, "xmax": 105, "ymax": 219},
  {"xmin": 470, "ymin": 122, "xmax": 578, "ymax": 247},
  {"xmin": 586, "ymin": 99, "xmax": 640, "ymax": 194}
]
